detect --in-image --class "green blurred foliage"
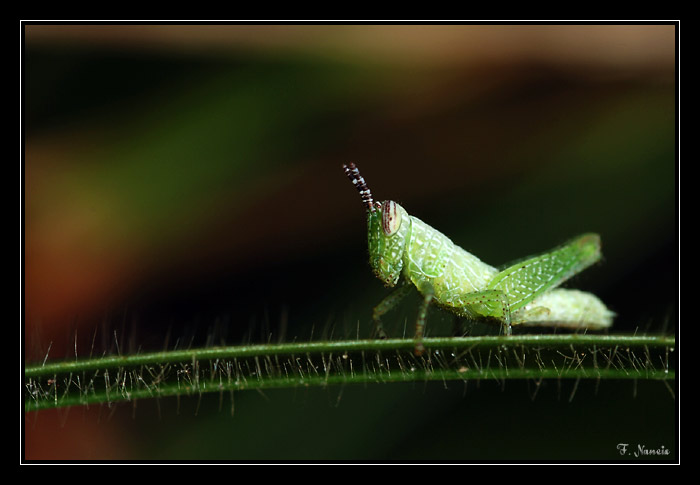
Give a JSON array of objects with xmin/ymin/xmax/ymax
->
[{"xmin": 24, "ymin": 24, "xmax": 676, "ymax": 462}]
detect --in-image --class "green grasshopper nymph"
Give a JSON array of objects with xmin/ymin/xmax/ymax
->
[{"xmin": 343, "ymin": 163, "xmax": 614, "ymax": 356}]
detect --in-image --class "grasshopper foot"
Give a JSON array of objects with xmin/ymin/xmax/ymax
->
[
  {"xmin": 414, "ymin": 340, "xmax": 425, "ymax": 356},
  {"xmin": 372, "ymin": 320, "xmax": 388, "ymax": 339}
]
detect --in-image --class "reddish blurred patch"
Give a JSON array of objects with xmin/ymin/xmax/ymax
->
[{"xmin": 24, "ymin": 407, "xmax": 131, "ymax": 461}]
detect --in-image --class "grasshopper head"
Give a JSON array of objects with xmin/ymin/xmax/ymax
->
[
  {"xmin": 343, "ymin": 163, "xmax": 409, "ymax": 287},
  {"xmin": 368, "ymin": 200, "xmax": 410, "ymax": 286}
]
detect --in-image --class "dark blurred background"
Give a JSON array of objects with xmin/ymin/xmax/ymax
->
[{"xmin": 23, "ymin": 24, "xmax": 677, "ymax": 461}]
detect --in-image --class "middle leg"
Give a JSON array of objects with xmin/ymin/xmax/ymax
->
[
  {"xmin": 450, "ymin": 288, "xmax": 513, "ymax": 336},
  {"xmin": 414, "ymin": 285, "xmax": 435, "ymax": 356}
]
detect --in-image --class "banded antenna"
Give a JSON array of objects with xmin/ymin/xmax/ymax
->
[{"xmin": 343, "ymin": 163, "xmax": 376, "ymax": 212}]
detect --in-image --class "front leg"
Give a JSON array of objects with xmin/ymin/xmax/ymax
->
[{"xmin": 372, "ymin": 282, "xmax": 413, "ymax": 339}]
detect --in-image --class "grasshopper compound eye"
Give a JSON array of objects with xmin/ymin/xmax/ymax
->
[{"xmin": 381, "ymin": 200, "xmax": 402, "ymax": 236}]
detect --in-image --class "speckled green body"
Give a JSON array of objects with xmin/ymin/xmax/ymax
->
[
  {"xmin": 368, "ymin": 205, "xmax": 613, "ymax": 327},
  {"xmin": 344, "ymin": 163, "xmax": 613, "ymax": 354},
  {"xmin": 399, "ymin": 214, "xmax": 500, "ymax": 316}
]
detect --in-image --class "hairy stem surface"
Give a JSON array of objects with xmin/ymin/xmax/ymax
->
[{"xmin": 25, "ymin": 334, "xmax": 675, "ymax": 412}]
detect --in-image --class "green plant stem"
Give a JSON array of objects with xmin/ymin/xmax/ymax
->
[
  {"xmin": 25, "ymin": 334, "xmax": 674, "ymax": 377},
  {"xmin": 24, "ymin": 334, "xmax": 675, "ymax": 412},
  {"xmin": 26, "ymin": 366, "xmax": 672, "ymax": 412}
]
